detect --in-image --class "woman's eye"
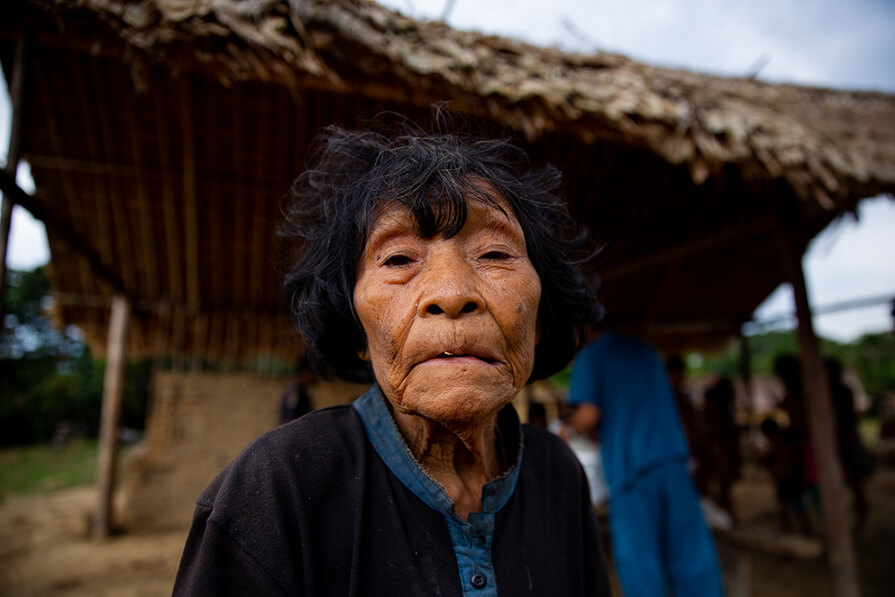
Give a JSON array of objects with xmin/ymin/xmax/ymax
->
[
  {"xmin": 383, "ymin": 254, "xmax": 413, "ymax": 267},
  {"xmin": 481, "ymin": 251, "xmax": 511, "ymax": 260}
]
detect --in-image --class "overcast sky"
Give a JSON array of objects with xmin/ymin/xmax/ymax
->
[{"xmin": 2, "ymin": 0, "xmax": 894, "ymax": 341}]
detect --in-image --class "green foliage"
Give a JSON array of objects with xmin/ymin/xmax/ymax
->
[
  {"xmin": 838, "ymin": 332, "xmax": 895, "ymax": 396},
  {"xmin": 550, "ymin": 363, "xmax": 573, "ymax": 389},
  {"xmin": 550, "ymin": 329, "xmax": 895, "ymax": 398},
  {"xmin": 688, "ymin": 329, "xmax": 895, "ymax": 397},
  {"xmin": 0, "ymin": 350, "xmax": 152, "ymax": 446},
  {"xmin": 2, "ymin": 267, "xmax": 83, "ymax": 359},
  {"xmin": 1, "ymin": 267, "xmax": 152, "ymax": 446}
]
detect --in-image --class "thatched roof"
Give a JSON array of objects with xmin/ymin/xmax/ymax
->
[
  {"xmin": 16, "ymin": 0, "xmax": 894, "ymax": 203},
  {"xmin": 2, "ymin": 0, "xmax": 894, "ymax": 364}
]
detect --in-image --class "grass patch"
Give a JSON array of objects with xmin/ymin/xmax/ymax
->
[
  {"xmin": 859, "ymin": 417, "xmax": 881, "ymax": 448},
  {"xmin": 0, "ymin": 440, "xmax": 100, "ymax": 496}
]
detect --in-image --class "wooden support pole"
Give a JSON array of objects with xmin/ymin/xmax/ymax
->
[
  {"xmin": 738, "ymin": 330, "xmax": 754, "ymax": 415},
  {"xmin": 1, "ymin": 36, "xmax": 28, "ymax": 325},
  {"xmin": 179, "ymin": 79, "xmax": 200, "ymax": 313},
  {"xmin": 779, "ymin": 236, "xmax": 860, "ymax": 597},
  {"xmin": 94, "ymin": 295, "xmax": 130, "ymax": 539},
  {"xmin": 190, "ymin": 313, "xmax": 207, "ymax": 373},
  {"xmin": 152, "ymin": 301, "xmax": 172, "ymax": 372},
  {"xmin": 0, "ymin": 171, "xmax": 125, "ymax": 294}
]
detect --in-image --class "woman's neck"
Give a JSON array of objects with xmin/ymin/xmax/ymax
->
[{"xmin": 392, "ymin": 409, "xmax": 504, "ymax": 521}]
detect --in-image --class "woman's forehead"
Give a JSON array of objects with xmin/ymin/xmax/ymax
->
[{"xmin": 365, "ymin": 195, "xmax": 524, "ymax": 247}]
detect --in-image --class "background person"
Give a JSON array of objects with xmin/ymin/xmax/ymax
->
[
  {"xmin": 826, "ymin": 357, "xmax": 874, "ymax": 533},
  {"xmin": 774, "ymin": 354, "xmax": 819, "ymax": 535},
  {"xmin": 703, "ymin": 376, "xmax": 742, "ymax": 521},
  {"xmin": 666, "ymin": 354, "xmax": 709, "ymax": 493},
  {"xmin": 567, "ymin": 329, "xmax": 723, "ymax": 597},
  {"xmin": 278, "ymin": 360, "xmax": 315, "ymax": 424}
]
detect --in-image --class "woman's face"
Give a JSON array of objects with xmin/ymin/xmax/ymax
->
[{"xmin": 353, "ymin": 193, "xmax": 541, "ymax": 428}]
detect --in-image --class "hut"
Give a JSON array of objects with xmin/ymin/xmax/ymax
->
[{"xmin": 1, "ymin": 1, "xmax": 893, "ymax": 594}]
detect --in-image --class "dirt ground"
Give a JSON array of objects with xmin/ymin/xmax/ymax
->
[{"xmin": 1, "ymin": 465, "xmax": 893, "ymax": 596}]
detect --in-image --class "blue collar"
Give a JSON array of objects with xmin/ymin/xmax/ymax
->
[
  {"xmin": 352, "ymin": 384, "xmax": 523, "ymax": 519},
  {"xmin": 353, "ymin": 385, "xmax": 524, "ymax": 596}
]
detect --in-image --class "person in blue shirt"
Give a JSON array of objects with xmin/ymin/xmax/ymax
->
[{"xmin": 567, "ymin": 329, "xmax": 723, "ymax": 597}]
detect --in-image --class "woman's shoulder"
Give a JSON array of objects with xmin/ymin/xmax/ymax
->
[
  {"xmin": 243, "ymin": 403, "xmax": 364, "ymax": 460},
  {"xmin": 521, "ymin": 424, "xmax": 583, "ymax": 474},
  {"xmin": 177, "ymin": 404, "xmax": 370, "ymax": 595},
  {"xmin": 197, "ymin": 404, "xmax": 367, "ymax": 512},
  {"xmin": 516, "ymin": 425, "xmax": 593, "ymax": 509},
  {"xmin": 270, "ymin": 403, "xmax": 364, "ymax": 446}
]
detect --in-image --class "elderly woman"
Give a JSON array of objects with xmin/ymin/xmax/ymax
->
[{"xmin": 174, "ymin": 125, "xmax": 610, "ymax": 596}]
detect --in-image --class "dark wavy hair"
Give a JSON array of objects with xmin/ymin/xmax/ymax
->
[{"xmin": 282, "ymin": 123, "xmax": 602, "ymax": 383}]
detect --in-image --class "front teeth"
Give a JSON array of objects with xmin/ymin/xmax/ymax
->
[{"xmin": 443, "ymin": 352, "xmax": 455, "ymax": 356}]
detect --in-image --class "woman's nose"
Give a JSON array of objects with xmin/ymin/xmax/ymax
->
[{"xmin": 417, "ymin": 253, "xmax": 484, "ymax": 318}]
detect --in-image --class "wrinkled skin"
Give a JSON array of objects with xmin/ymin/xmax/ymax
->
[{"xmin": 353, "ymin": 192, "xmax": 541, "ymax": 519}]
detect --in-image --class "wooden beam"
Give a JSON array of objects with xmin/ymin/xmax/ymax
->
[
  {"xmin": 94, "ymin": 295, "xmax": 130, "ymax": 539},
  {"xmin": 73, "ymin": 55, "xmax": 115, "ymax": 280},
  {"xmin": 25, "ymin": 155, "xmax": 295, "ymax": 195},
  {"xmin": 600, "ymin": 215, "xmax": 772, "ymax": 282},
  {"xmin": 26, "ymin": 155, "xmax": 142, "ymax": 178},
  {"xmin": 33, "ymin": 50, "xmax": 98, "ymax": 329},
  {"xmin": 0, "ymin": 171, "xmax": 125, "ymax": 294},
  {"xmin": 249, "ymin": 316, "xmax": 261, "ymax": 373},
  {"xmin": 600, "ymin": 158, "xmax": 669, "ymax": 275},
  {"xmin": 738, "ymin": 330, "xmax": 755, "ymax": 416},
  {"xmin": 224, "ymin": 314, "xmax": 240, "ymax": 370},
  {"xmin": 190, "ymin": 313, "xmax": 207, "ymax": 372},
  {"xmin": 290, "ymin": 88, "xmax": 310, "ymax": 178},
  {"xmin": 231, "ymin": 84, "xmax": 247, "ymax": 308},
  {"xmin": 180, "ymin": 79, "xmax": 201, "ymax": 313},
  {"xmin": 616, "ymin": 317, "xmax": 740, "ymax": 336},
  {"xmin": 94, "ymin": 59, "xmax": 138, "ymax": 295},
  {"xmin": 49, "ymin": 291, "xmax": 290, "ymax": 323},
  {"xmin": 133, "ymin": 312, "xmax": 147, "ymax": 357},
  {"xmin": 270, "ymin": 315, "xmax": 281, "ymax": 371},
  {"xmin": 778, "ymin": 230, "xmax": 860, "ymax": 597},
  {"xmin": 152, "ymin": 301, "xmax": 172, "ymax": 372},
  {"xmin": 252, "ymin": 84, "xmax": 276, "ymax": 307},
  {"xmin": 209, "ymin": 311, "xmax": 224, "ymax": 364},
  {"xmin": 1, "ymin": 36, "xmax": 28, "ymax": 324},
  {"xmin": 260, "ymin": 314, "xmax": 273, "ymax": 374},
  {"xmin": 123, "ymin": 68, "xmax": 158, "ymax": 297},
  {"xmin": 644, "ymin": 178, "xmax": 716, "ymax": 319},
  {"xmin": 172, "ymin": 304, "xmax": 186, "ymax": 372},
  {"xmin": 153, "ymin": 90, "xmax": 183, "ymax": 303}
]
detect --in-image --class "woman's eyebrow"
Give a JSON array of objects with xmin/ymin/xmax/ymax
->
[
  {"xmin": 476, "ymin": 211, "xmax": 525, "ymax": 245},
  {"xmin": 364, "ymin": 216, "xmax": 417, "ymax": 254}
]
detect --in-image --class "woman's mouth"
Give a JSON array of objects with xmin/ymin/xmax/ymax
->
[{"xmin": 430, "ymin": 350, "xmax": 497, "ymax": 364}]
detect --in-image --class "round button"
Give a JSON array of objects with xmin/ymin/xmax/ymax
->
[{"xmin": 471, "ymin": 573, "xmax": 487, "ymax": 589}]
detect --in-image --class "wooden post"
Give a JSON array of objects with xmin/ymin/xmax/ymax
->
[
  {"xmin": 94, "ymin": 295, "xmax": 130, "ymax": 539},
  {"xmin": 0, "ymin": 36, "xmax": 28, "ymax": 324},
  {"xmin": 738, "ymin": 330, "xmax": 754, "ymax": 416},
  {"xmin": 779, "ymin": 236, "xmax": 860, "ymax": 597},
  {"xmin": 738, "ymin": 329, "xmax": 762, "ymax": 469}
]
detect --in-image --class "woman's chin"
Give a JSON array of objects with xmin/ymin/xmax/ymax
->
[{"xmin": 394, "ymin": 378, "xmax": 517, "ymax": 431}]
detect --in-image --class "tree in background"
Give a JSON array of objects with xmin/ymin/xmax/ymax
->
[
  {"xmin": 2, "ymin": 267, "xmax": 83, "ymax": 360},
  {"xmin": 690, "ymin": 330, "xmax": 895, "ymax": 406},
  {"xmin": 1, "ymin": 267, "xmax": 150, "ymax": 446}
]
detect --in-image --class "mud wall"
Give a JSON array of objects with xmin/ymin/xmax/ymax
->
[{"xmin": 122, "ymin": 371, "xmax": 367, "ymax": 531}]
